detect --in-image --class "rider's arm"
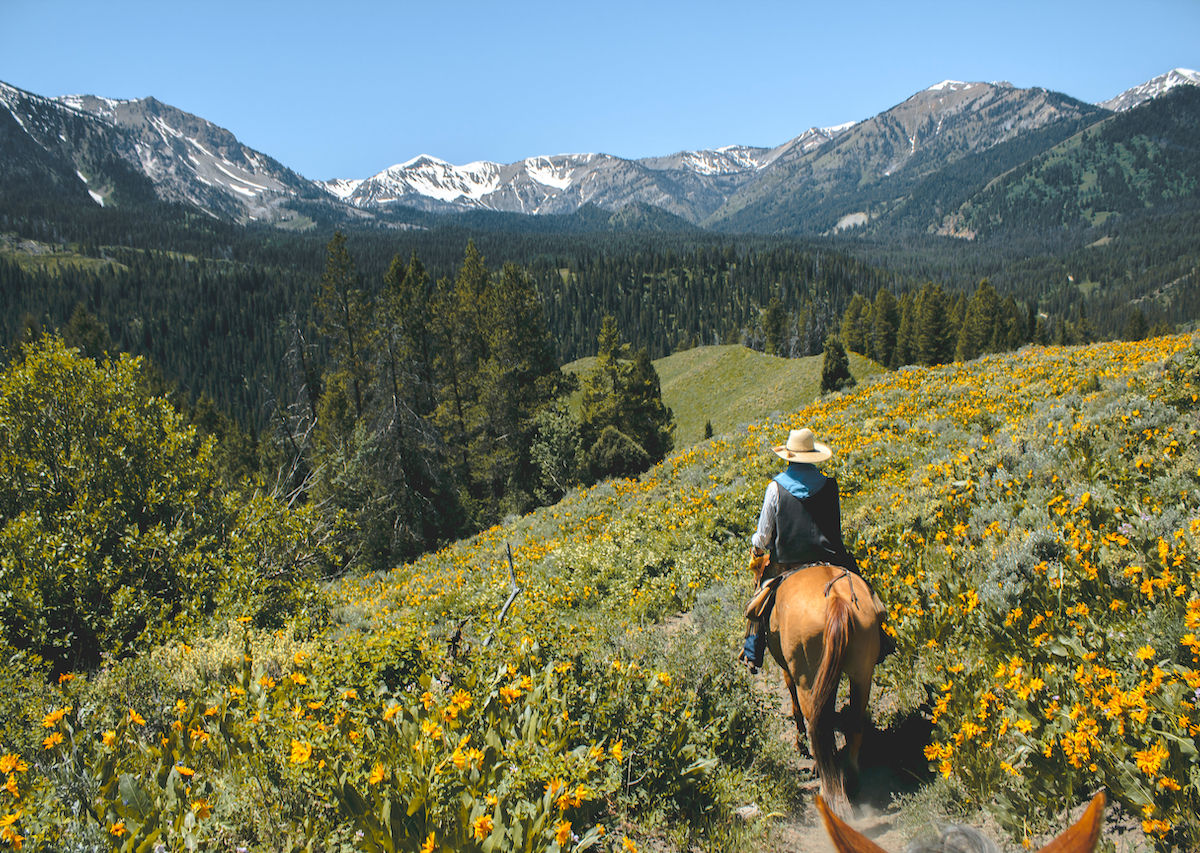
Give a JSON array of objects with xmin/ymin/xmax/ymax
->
[{"xmin": 751, "ymin": 481, "xmax": 778, "ymax": 554}]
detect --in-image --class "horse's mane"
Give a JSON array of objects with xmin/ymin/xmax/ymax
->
[{"xmin": 900, "ymin": 826, "xmax": 999, "ymax": 853}]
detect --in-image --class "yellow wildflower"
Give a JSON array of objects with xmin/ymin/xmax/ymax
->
[
  {"xmin": 128, "ymin": 709, "xmax": 145, "ymax": 726},
  {"xmin": 290, "ymin": 740, "xmax": 312, "ymax": 764},
  {"xmin": 191, "ymin": 798, "xmax": 212, "ymax": 819},
  {"xmin": 110, "ymin": 821, "xmax": 126, "ymax": 836},
  {"xmin": 42, "ymin": 732, "xmax": 63, "ymax": 750},
  {"xmin": 555, "ymin": 820, "xmax": 572, "ymax": 845},
  {"xmin": 419, "ymin": 832, "xmax": 436, "ymax": 853},
  {"xmin": 1134, "ymin": 741, "xmax": 1168, "ymax": 777},
  {"xmin": 41, "ymin": 707, "xmax": 70, "ymax": 728},
  {"xmin": 368, "ymin": 763, "xmax": 385, "ymax": 785},
  {"xmin": 472, "ymin": 813, "xmax": 493, "ymax": 841},
  {"xmin": 0, "ymin": 756, "xmax": 26, "ymax": 775},
  {"xmin": 383, "ymin": 703, "xmax": 402, "ymax": 722}
]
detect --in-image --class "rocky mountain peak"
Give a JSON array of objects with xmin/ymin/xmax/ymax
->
[{"xmin": 1100, "ymin": 67, "xmax": 1200, "ymax": 112}]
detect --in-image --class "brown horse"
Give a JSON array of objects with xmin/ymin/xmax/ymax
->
[
  {"xmin": 816, "ymin": 791, "xmax": 1106, "ymax": 853},
  {"xmin": 753, "ymin": 557, "xmax": 882, "ymax": 816}
]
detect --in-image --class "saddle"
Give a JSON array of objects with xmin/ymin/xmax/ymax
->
[{"xmin": 743, "ymin": 563, "xmax": 859, "ymax": 621}]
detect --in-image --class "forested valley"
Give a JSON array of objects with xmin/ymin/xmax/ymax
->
[{"xmin": 2, "ymin": 186, "xmax": 1198, "ymax": 575}]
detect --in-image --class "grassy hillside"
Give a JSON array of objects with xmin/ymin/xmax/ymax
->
[
  {"xmin": 565, "ymin": 344, "xmax": 883, "ymax": 446},
  {"xmin": 5, "ymin": 335, "xmax": 1199, "ymax": 850}
]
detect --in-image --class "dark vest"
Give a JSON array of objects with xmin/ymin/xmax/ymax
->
[{"xmin": 770, "ymin": 477, "xmax": 859, "ymax": 572}]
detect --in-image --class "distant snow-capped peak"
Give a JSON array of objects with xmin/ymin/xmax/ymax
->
[{"xmin": 1100, "ymin": 67, "xmax": 1200, "ymax": 112}]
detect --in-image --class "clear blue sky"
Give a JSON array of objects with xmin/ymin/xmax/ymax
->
[{"xmin": 3, "ymin": 0, "xmax": 1197, "ymax": 180}]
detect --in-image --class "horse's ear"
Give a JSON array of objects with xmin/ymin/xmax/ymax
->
[
  {"xmin": 815, "ymin": 794, "xmax": 889, "ymax": 853},
  {"xmin": 1036, "ymin": 791, "xmax": 1105, "ymax": 853}
]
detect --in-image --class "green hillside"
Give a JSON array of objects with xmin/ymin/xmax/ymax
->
[{"xmin": 566, "ymin": 344, "xmax": 883, "ymax": 446}]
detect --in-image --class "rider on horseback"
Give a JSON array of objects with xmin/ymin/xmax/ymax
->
[{"xmin": 740, "ymin": 428, "xmax": 894, "ymax": 672}]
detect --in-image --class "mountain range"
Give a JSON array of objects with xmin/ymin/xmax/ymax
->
[{"xmin": 1, "ymin": 68, "xmax": 1197, "ymax": 237}]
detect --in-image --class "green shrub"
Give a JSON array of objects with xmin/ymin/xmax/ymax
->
[{"xmin": 0, "ymin": 338, "xmax": 233, "ymax": 671}]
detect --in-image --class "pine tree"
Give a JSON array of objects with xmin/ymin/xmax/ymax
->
[
  {"xmin": 621, "ymin": 346, "xmax": 674, "ymax": 460},
  {"xmin": 895, "ymin": 293, "xmax": 916, "ymax": 367},
  {"xmin": 379, "ymin": 251, "xmax": 436, "ymax": 418},
  {"xmin": 763, "ymin": 298, "xmax": 786, "ymax": 357},
  {"xmin": 579, "ymin": 315, "xmax": 625, "ymax": 449},
  {"xmin": 476, "ymin": 262, "xmax": 569, "ymax": 510},
  {"xmin": 869, "ymin": 288, "xmax": 900, "ymax": 367},
  {"xmin": 314, "ymin": 231, "xmax": 370, "ymax": 419},
  {"xmin": 915, "ymin": 282, "xmax": 955, "ymax": 366},
  {"xmin": 840, "ymin": 293, "xmax": 870, "ymax": 354},
  {"xmin": 579, "ymin": 318, "xmax": 674, "ymax": 480},
  {"xmin": 955, "ymin": 279, "xmax": 1000, "ymax": 362},
  {"xmin": 821, "ymin": 335, "xmax": 855, "ymax": 392},
  {"xmin": 1124, "ymin": 308, "xmax": 1148, "ymax": 341}
]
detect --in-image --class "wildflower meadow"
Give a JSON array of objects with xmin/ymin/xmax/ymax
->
[{"xmin": 1, "ymin": 334, "xmax": 1198, "ymax": 850}]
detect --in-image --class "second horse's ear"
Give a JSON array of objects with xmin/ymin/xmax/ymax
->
[{"xmin": 1036, "ymin": 791, "xmax": 1105, "ymax": 853}]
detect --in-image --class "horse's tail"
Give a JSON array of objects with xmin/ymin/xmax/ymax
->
[{"xmin": 811, "ymin": 593, "xmax": 852, "ymax": 811}]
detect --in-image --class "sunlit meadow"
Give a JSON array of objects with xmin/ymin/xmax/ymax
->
[{"xmin": 3, "ymin": 334, "xmax": 1198, "ymax": 850}]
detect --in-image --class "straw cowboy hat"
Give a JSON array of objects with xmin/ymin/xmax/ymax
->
[{"xmin": 773, "ymin": 428, "xmax": 832, "ymax": 463}]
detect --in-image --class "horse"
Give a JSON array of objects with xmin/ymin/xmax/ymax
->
[
  {"xmin": 815, "ymin": 790, "xmax": 1106, "ymax": 853},
  {"xmin": 751, "ymin": 555, "xmax": 882, "ymax": 816}
]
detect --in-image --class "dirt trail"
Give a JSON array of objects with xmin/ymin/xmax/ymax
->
[{"xmin": 751, "ymin": 670, "xmax": 922, "ymax": 853}]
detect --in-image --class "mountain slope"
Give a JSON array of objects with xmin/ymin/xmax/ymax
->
[
  {"xmin": 0, "ymin": 81, "xmax": 334, "ymax": 225},
  {"xmin": 706, "ymin": 82, "xmax": 1108, "ymax": 234},
  {"xmin": 944, "ymin": 85, "xmax": 1200, "ymax": 237}
]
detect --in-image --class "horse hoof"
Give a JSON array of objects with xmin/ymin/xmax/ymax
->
[{"xmin": 843, "ymin": 766, "xmax": 860, "ymax": 798}]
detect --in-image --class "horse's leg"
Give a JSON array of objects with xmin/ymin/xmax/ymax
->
[
  {"xmin": 780, "ymin": 667, "xmax": 811, "ymax": 755},
  {"xmin": 841, "ymin": 674, "xmax": 873, "ymax": 796}
]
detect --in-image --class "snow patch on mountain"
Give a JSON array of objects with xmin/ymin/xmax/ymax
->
[
  {"xmin": 928, "ymin": 80, "xmax": 974, "ymax": 92},
  {"xmin": 322, "ymin": 178, "xmax": 363, "ymax": 200},
  {"xmin": 524, "ymin": 156, "xmax": 573, "ymax": 189}
]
